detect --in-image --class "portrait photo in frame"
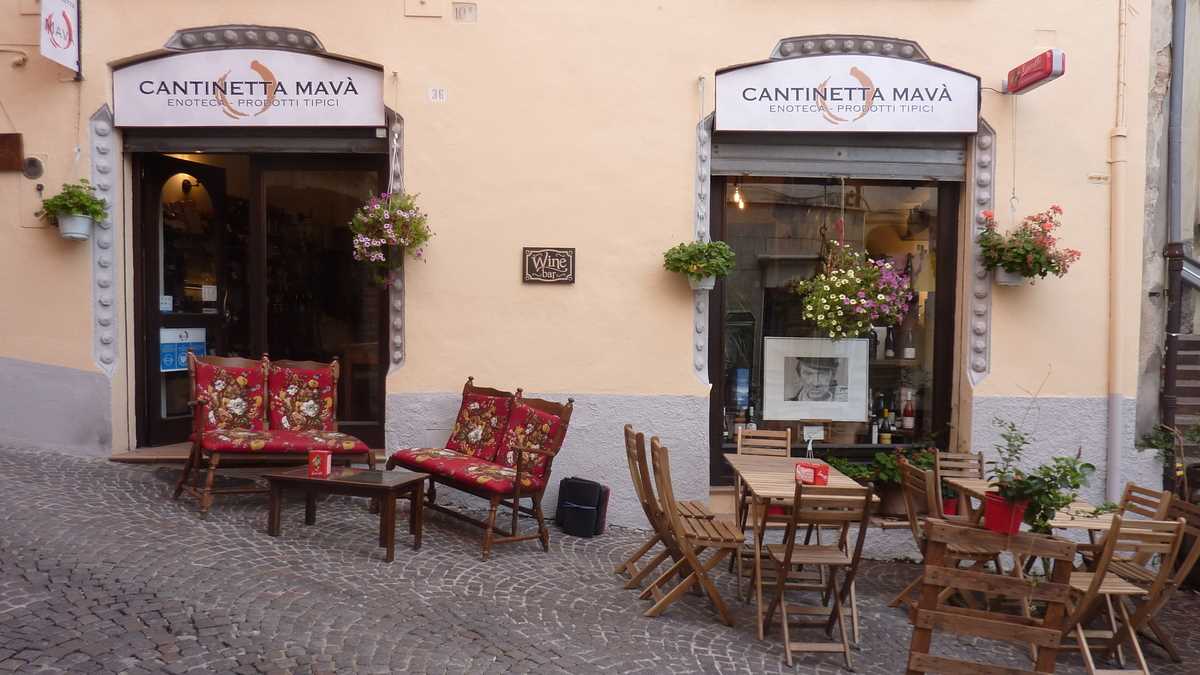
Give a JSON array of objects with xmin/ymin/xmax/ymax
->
[{"xmin": 761, "ymin": 337, "xmax": 869, "ymax": 422}]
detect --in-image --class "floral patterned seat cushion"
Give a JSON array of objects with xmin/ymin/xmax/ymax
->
[
  {"xmin": 268, "ymin": 365, "xmax": 336, "ymax": 432},
  {"xmin": 198, "ymin": 429, "xmax": 368, "ymax": 454},
  {"xmin": 444, "ymin": 393, "xmax": 513, "ymax": 462},
  {"xmin": 494, "ymin": 403, "xmax": 565, "ymax": 481},
  {"xmin": 389, "ymin": 448, "xmax": 546, "ymax": 495},
  {"xmin": 194, "ymin": 361, "xmax": 266, "ymax": 432}
]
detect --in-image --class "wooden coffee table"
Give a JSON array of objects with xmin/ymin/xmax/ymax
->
[{"xmin": 263, "ymin": 467, "xmax": 427, "ymax": 562}]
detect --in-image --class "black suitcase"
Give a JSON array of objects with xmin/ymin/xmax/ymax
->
[{"xmin": 555, "ymin": 476, "xmax": 610, "ymax": 537}]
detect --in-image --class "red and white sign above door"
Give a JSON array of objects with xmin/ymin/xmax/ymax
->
[
  {"xmin": 1004, "ymin": 49, "xmax": 1066, "ymax": 95},
  {"xmin": 39, "ymin": 0, "xmax": 80, "ymax": 72}
]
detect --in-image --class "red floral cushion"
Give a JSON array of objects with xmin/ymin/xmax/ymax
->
[
  {"xmin": 495, "ymin": 403, "xmax": 564, "ymax": 480},
  {"xmin": 445, "ymin": 393, "xmax": 512, "ymax": 462},
  {"xmin": 193, "ymin": 361, "xmax": 266, "ymax": 432},
  {"xmin": 198, "ymin": 429, "xmax": 368, "ymax": 453},
  {"xmin": 268, "ymin": 365, "xmax": 336, "ymax": 431},
  {"xmin": 388, "ymin": 448, "xmax": 545, "ymax": 495}
]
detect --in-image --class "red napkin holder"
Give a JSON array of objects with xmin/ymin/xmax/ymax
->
[
  {"xmin": 795, "ymin": 460, "xmax": 829, "ymax": 486},
  {"xmin": 308, "ymin": 450, "xmax": 332, "ymax": 478}
]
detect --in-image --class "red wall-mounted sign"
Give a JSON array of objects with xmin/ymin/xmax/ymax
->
[{"xmin": 1004, "ymin": 49, "xmax": 1066, "ymax": 94}]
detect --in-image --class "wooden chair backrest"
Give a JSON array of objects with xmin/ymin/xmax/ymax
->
[
  {"xmin": 1119, "ymin": 482, "xmax": 1173, "ymax": 520},
  {"xmin": 908, "ymin": 518, "xmax": 1078, "ymax": 674},
  {"xmin": 1069, "ymin": 516, "xmax": 1186, "ymax": 630},
  {"xmin": 623, "ymin": 425, "xmax": 667, "ymax": 537},
  {"xmin": 736, "ymin": 428, "xmax": 791, "ymax": 457},
  {"xmin": 898, "ymin": 459, "xmax": 938, "ymax": 548},
  {"xmin": 1166, "ymin": 498, "xmax": 1200, "ymax": 590},
  {"xmin": 776, "ymin": 483, "xmax": 874, "ymax": 580},
  {"xmin": 934, "ymin": 450, "xmax": 984, "ymax": 479},
  {"xmin": 462, "ymin": 376, "xmax": 522, "ymax": 400},
  {"xmin": 649, "ymin": 437, "xmax": 686, "ymax": 543}
]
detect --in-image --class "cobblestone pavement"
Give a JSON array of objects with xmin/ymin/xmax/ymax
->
[{"xmin": 2, "ymin": 443, "xmax": 1199, "ymax": 674}]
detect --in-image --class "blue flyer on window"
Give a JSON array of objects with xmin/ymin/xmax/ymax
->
[
  {"xmin": 734, "ymin": 368, "xmax": 750, "ymax": 409},
  {"xmin": 159, "ymin": 328, "xmax": 207, "ymax": 372}
]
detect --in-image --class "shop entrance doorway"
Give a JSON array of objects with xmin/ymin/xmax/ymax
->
[{"xmin": 133, "ymin": 152, "xmax": 388, "ymax": 448}]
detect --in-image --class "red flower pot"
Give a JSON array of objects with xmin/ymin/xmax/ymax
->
[
  {"xmin": 942, "ymin": 498, "xmax": 959, "ymax": 516},
  {"xmin": 983, "ymin": 493, "xmax": 1027, "ymax": 534}
]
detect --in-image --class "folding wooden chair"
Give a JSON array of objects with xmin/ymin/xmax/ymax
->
[
  {"xmin": 905, "ymin": 519, "xmax": 1078, "ymax": 674},
  {"xmin": 1062, "ymin": 515, "xmax": 1186, "ymax": 675},
  {"xmin": 642, "ymin": 437, "xmax": 744, "ymax": 626},
  {"xmin": 730, "ymin": 429, "xmax": 794, "ymax": 594},
  {"xmin": 763, "ymin": 482, "xmax": 873, "ymax": 669},
  {"xmin": 1103, "ymin": 499, "xmax": 1200, "ymax": 664},
  {"xmin": 1079, "ymin": 483, "xmax": 1173, "ymax": 562},
  {"xmin": 614, "ymin": 425, "xmax": 715, "ymax": 593},
  {"xmin": 933, "ymin": 449, "xmax": 984, "ymax": 516},
  {"xmin": 890, "ymin": 459, "xmax": 1003, "ymax": 608}
]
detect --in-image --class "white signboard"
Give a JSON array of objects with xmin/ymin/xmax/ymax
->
[
  {"xmin": 113, "ymin": 49, "xmax": 385, "ymax": 127},
  {"xmin": 39, "ymin": 0, "xmax": 80, "ymax": 72},
  {"xmin": 716, "ymin": 55, "xmax": 979, "ymax": 133}
]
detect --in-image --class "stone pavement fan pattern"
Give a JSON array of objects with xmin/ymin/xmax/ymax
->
[{"xmin": 1, "ymin": 442, "xmax": 1199, "ymax": 674}]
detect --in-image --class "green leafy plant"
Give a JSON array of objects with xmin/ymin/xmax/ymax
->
[
  {"xmin": 662, "ymin": 240, "xmax": 735, "ymax": 281},
  {"xmin": 870, "ymin": 447, "xmax": 935, "ymax": 485},
  {"xmin": 977, "ymin": 205, "xmax": 1080, "ymax": 280},
  {"xmin": 986, "ymin": 417, "xmax": 1095, "ymax": 533},
  {"xmin": 826, "ymin": 456, "xmax": 873, "ymax": 483},
  {"xmin": 36, "ymin": 179, "xmax": 108, "ymax": 223}
]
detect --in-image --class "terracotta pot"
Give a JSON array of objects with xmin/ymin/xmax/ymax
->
[
  {"xmin": 983, "ymin": 493, "xmax": 1028, "ymax": 534},
  {"xmin": 878, "ymin": 482, "xmax": 920, "ymax": 518}
]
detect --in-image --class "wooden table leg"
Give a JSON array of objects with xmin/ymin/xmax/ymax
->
[
  {"xmin": 382, "ymin": 494, "xmax": 397, "ymax": 562},
  {"xmin": 753, "ymin": 496, "xmax": 766, "ymax": 641},
  {"xmin": 305, "ymin": 490, "xmax": 317, "ymax": 526},
  {"xmin": 267, "ymin": 482, "xmax": 281, "ymax": 536},
  {"xmin": 411, "ymin": 482, "xmax": 423, "ymax": 551}
]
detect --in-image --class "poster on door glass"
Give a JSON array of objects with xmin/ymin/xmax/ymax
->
[
  {"xmin": 160, "ymin": 328, "xmax": 206, "ymax": 373},
  {"xmin": 762, "ymin": 337, "xmax": 868, "ymax": 422}
]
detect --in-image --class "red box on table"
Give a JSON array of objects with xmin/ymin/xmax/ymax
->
[
  {"xmin": 308, "ymin": 450, "xmax": 332, "ymax": 478},
  {"xmin": 795, "ymin": 460, "xmax": 829, "ymax": 486}
]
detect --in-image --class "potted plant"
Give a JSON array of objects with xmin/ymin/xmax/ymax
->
[
  {"xmin": 36, "ymin": 179, "xmax": 108, "ymax": 240},
  {"xmin": 985, "ymin": 417, "xmax": 1095, "ymax": 534},
  {"xmin": 789, "ymin": 241, "xmax": 912, "ymax": 340},
  {"xmin": 977, "ymin": 205, "xmax": 1081, "ymax": 286},
  {"xmin": 662, "ymin": 240, "xmax": 735, "ymax": 290},
  {"xmin": 349, "ymin": 191, "xmax": 432, "ymax": 284},
  {"xmin": 830, "ymin": 448, "xmax": 934, "ymax": 517}
]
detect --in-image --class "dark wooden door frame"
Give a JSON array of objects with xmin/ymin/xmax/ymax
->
[
  {"xmin": 707, "ymin": 176, "xmax": 962, "ymax": 485},
  {"xmin": 132, "ymin": 152, "xmax": 390, "ymax": 448}
]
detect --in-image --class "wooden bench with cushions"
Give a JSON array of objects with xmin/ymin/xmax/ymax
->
[
  {"xmin": 173, "ymin": 353, "xmax": 375, "ymax": 515},
  {"xmin": 387, "ymin": 377, "xmax": 574, "ymax": 560}
]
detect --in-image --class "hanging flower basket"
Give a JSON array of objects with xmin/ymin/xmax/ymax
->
[
  {"xmin": 349, "ymin": 191, "xmax": 432, "ymax": 284},
  {"xmin": 978, "ymin": 205, "xmax": 1081, "ymax": 284},
  {"xmin": 662, "ymin": 240, "xmax": 735, "ymax": 292},
  {"xmin": 36, "ymin": 179, "xmax": 107, "ymax": 241},
  {"xmin": 789, "ymin": 241, "xmax": 912, "ymax": 339}
]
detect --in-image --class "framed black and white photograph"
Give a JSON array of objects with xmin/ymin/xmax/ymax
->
[{"xmin": 762, "ymin": 337, "xmax": 869, "ymax": 422}]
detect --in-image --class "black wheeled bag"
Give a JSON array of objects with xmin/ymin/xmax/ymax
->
[{"xmin": 555, "ymin": 476, "xmax": 610, "ymax": 537}]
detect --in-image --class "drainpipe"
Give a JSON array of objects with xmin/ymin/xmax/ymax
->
[
  {"xmin": 1162, "ymin": 0, "xmax": 1189, "ymax": 491},
  {"xmin": 1106, "ymin": 0, "xmax": 1130, "ymax": 502}
]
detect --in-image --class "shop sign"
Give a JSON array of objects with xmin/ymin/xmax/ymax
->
[
  {"xmin": 113, "ymin": 49, "xmax": 384, "ymax": 127},
  {"xmin": 715, "ymin": 54, "xmax": 979, "ymax": 133},
  {"xmin": 159, "ymin": 328, "xmax": 206, "ymax": 373},
  {"xmin": 39, "ymin": 0, "xmax": 80, "ymax": 72},
  {"xmin": 1004, "ymin": 49, "xmax": 1066, "ymax": 94},
  {"xmin": 523, "ymin": 247, "xmax": 575, "ymax": 284}
]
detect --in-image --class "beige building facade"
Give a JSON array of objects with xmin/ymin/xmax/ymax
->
[{"xmin": 0, "ymin": 1, "xmax": 1164, "ymax": 526}]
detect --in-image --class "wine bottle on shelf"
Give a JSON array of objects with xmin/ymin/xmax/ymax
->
[
  {"xmin": 879, "ymin": 409, "xmax": 892, "ymax": 445},
  {"xmin": 746, "ymin": 405, "xmax": 757, "ymax": 431},
  {"xmin": 868, "ymin": 328, "xmax": 879, "ymax": 360},
  {"xmin": 901, "ymin": 323, "xmax": 917, "ymax": 360},
  {"xmin": 902, "ymin": 397, "xmax": 915, "ymax": 430},
  {"xmin": 884, "ymin": 326, "xmax": 896, "ymax": 358}
]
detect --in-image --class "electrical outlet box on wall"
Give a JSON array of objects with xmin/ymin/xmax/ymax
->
[{"xmin": 405, "ymin": 0, "xmax": 443, "ymax": 17}]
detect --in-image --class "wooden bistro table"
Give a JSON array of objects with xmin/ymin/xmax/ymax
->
[
  {"xmin": 723, "ymin": 453, "xmax": 875, "ymax": 640},
  {"xmin": 263, "ymin": 466, "xmax": 427, "ymax": 562}
]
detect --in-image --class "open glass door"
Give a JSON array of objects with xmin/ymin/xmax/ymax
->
[{"xmin": 139, "ymin": 155, "xmax": 237, "ymax": 446}]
